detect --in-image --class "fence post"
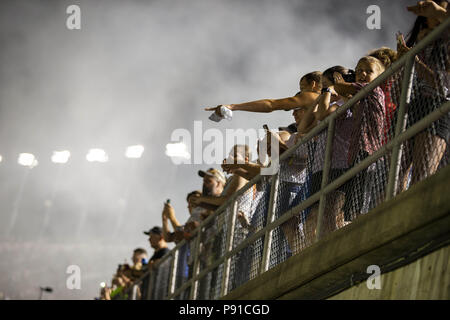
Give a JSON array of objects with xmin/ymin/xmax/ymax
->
[
  {"xmin": 167, "ymin": 248, "xmax": 179, "ymax": 299},
  {"xmin": 316, "ymin": 119, "xmax": 335, "ymax": 242},
  {"xmin": 259, "ymin": 173, "xmax": 280, "ymax": 274},
  {"xmin": 146, "ymin": 268, "xmax": 156, "ymax": 300},
  {"xmin": 189, "ymin": 229, "xmax": 203, "ymax": 299},
  {"xmin": 131, "ymin": 284, "xmax": 138, "ymax": 300},
  {"xmin": 386, "ymin": 56, "xmax": 415, "ymax": 200},
  {"xmin": 220, "ymin": 200, "xmax": 238, "ymax": 297}
]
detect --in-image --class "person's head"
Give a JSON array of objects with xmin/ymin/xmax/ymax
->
[
  {"xmin": 406, "ymin": 1, "xmax": 448, "ymax": 46},
  {"xmin": 292, "ymin": 106, "xmax": 308, "ymax": 125},
  {"xmin": 186, "ymin": 190, "xmax": 201, "ymax": 214},
  {"xmin": 144, "ymin": 226, "xmax": 166, "ymax": 250},
  {"xmin": 355, "ymin": 56, "xmax": 385, "ymax": 83},
  {"xmin": 131, "ymin": 248, "xmax": 148, "ymax": 265},
  {"xmin": 278, "ymin": 131, "xmax": 292, "ymax": 144},
  {"xmin": 278, "ymin": 123, "xmax": 297, "ymax": 134},
  {"xmin": 184, "ymin": 221, "xmax": 198, "ymax": 234},
  {"xmin": 227, "ymin": 144, "xmax": 251, "ymax": 164},
  {"xmin": 198, "ymin": 168, "xmax": 226, "ymax": 196},
  {"xmin": 112, "ymin": 275, "xmax": 125, "ymax": 288},
  {"xmin": 322, "ymin": 66, "xmax": 356, "ymax": 90},
  {"xmin": 368, "ymin": 47, "xmax": 398, "ymax": 68},
  {"xmin": 299, "ymin": 71, "xmax": 322, "ymax": 92}
]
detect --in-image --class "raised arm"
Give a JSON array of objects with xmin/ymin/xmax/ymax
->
[
  {"xmin": 315, "ymin": 90, "xmax": 341, "ymax": 121},
  {"xmin": 162, "ymin": 203, "xmax": 181, "ymax": 242},
  {"xmin": 162, "ymin": 214, "xmax": 175, "ymax": 243},
  {"xmin": 192, "ymin": 174, "xmax": 248, "ymax": 208},
  {"xmin": 333, "ymin": 72, "xmax": 358, "ymax": 97},
  {"xmin": 222, "ymin": 162, "xmax": 263, "ymax": 181}
]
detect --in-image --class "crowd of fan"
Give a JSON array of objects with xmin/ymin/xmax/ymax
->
[{"xmin": 99, "ymin": 1, "xmax": 449, "ymax": 300}]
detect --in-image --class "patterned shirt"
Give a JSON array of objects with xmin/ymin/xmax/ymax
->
[
  {"xmin": 348, "ymin": 83, "xmax": 386, "ymax": 164},
  {"xmin": 312, "ymin": 99, "xmax": 353, "ymax": 173}
]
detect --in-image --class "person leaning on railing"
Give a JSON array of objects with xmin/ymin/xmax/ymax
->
[
  {"xmin": 103, "ymin": 265, "xmax": 133, "ymax": 300},
  {"xmin": 161, "ymin": 191, "xmax": 204, "ymax": 244},
  {"xmin": 161, "ymin": 191, "xmax": 205, "ymax": 281},
  {"xmin": 143, "ymin": 226, "xmax": 170, "ymax": 269},
  {"xmin": 368, "ymin": 47, "xmax": 399, "ymax": 144},
  {"xmin": 396, "ymin": 0, "xmax": 449, "ymax": 186},
  {"xmin": 295, "ymin": 66, "xmax": 356, "ymax": 245},
  {"xmin": 333, "ymin": 56, "xmax": 387, "ymax": 221}
]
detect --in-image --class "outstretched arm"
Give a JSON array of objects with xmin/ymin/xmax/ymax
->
[{"xmin": 205, "ymin": 92, "xmax": 319, "ymax": 114}]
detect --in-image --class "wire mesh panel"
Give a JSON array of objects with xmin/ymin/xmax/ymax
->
[
  {"xmin": 232, "ymin": 185, "xmax": 255, "ymax": 250},
  {"xmin": 224, "ymin": 179, "xmax": 270, "ymax": 293},
  {"xmin": 174, "ymin": 241, "xmax": 191, "ymax": 292},
  {"xmin": 196, "ymin": 208, "xmax": 228, "ymax": 299},
  {"xmin": 250, "ymin": 177, "xmax": 271, "ymax": 233},
  {"xmin": 400, "ymin": 36, "xmax": 450, "ymax": 191},
  {"xmin": 227, "ymin": 234, "xmax": 265, "ymax": 292},
  {"xmin": 272, "ymin": 137, "xmax": 316, "ymax": 258},
  {"xmin": 322, "ymin": 73, "xmax": 390, "ymax": 226},
  {"xmin": 149, "ymin": 256, "xmax": 173, "ymax": 300},
  {"xmin": 139, "ymin": 272, "xmax": 151, "ymax": 300},
  {"xmin": 173, "ymin": 286, "xmax": 191, "ymax": 300},
  {"xmin": 196, "ymin": 263, "xmax": 224, "ymax": 300}
]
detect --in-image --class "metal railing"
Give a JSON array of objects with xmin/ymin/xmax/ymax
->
[{"xmin": 121, "ymin": 17, "xmax": 450, "ymax": 300}]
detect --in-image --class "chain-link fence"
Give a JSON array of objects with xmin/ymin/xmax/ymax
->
[
  {"xmin": 119, "ymin": 18, "xmax": 449, "ymax": 300},
  {"xmin": 148, "ymin": 255, "xmax": 173, "ymax": 300}
]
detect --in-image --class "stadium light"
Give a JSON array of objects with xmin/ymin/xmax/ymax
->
[
  {"xmin": 0, "ymin": 154, "xmax": 2, "ymax": 163},
  {"xmin": 86, "ymin": 149, "xmax": 108, "ymax": 163},
  {"xmin": 100, "ymin": 282, "xmax": 106, "ymax": 288},
  {"xmin": 165, "ymin": 143, "xmax": 190, "ymax": 159},
  {"xmin": 51, "ymin": 150, "xmax": 71, "ymax": 164},
  {"xmin": 125, "ymin": 145, "xmax": 144, "ymax": 159},
  {"xmin": 18, "ymin": 153, "xmax": 38, "ymax": 168}
]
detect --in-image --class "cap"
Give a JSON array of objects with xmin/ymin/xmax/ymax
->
[
  {"xmin": 278, "ymin": 123, "xmax": 298, "ymax": 133},
  {"xmin": 143, "ymin": 226, "xmax": 162, "ymax": 236},
  {"xmin": 198, "ymin": 168, "xmax": 226, "ymax": 185}
]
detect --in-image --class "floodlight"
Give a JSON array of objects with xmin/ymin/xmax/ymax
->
[
  {"xmin": 125, "ymin": 145, "xmax": 144, "ymax": 159},
  {"xmin": 165, "ymin": 143, "xmax": 190, "ymax": 159},
  {"xmin": 18, "ymin": 153, "xmax": 38, "ymax": 168},
  {"xmin": 51, "ymin": 150, "xmax": 71, "ymax": 164},
  {"xmin": 86, "ymin": 149, "xmax": 108, "ymax": 163}
]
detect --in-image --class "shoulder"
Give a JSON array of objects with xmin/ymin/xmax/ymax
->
[{"xmin": 299, "ymin": 91, "xmax": 320, "ymax": 101}]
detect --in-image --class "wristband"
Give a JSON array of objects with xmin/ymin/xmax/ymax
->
[{"xmin": 321, "ymin": 87, "xmax": 331, "ymax": 94}]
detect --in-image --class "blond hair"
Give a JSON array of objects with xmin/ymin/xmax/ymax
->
[
  {"xmin": 358, "ymin": 56, "xmax": 386, "ymax": 73},
  {"xmin": 368, "ymin": 47, "xmax": 398, "ymax": 68}
]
